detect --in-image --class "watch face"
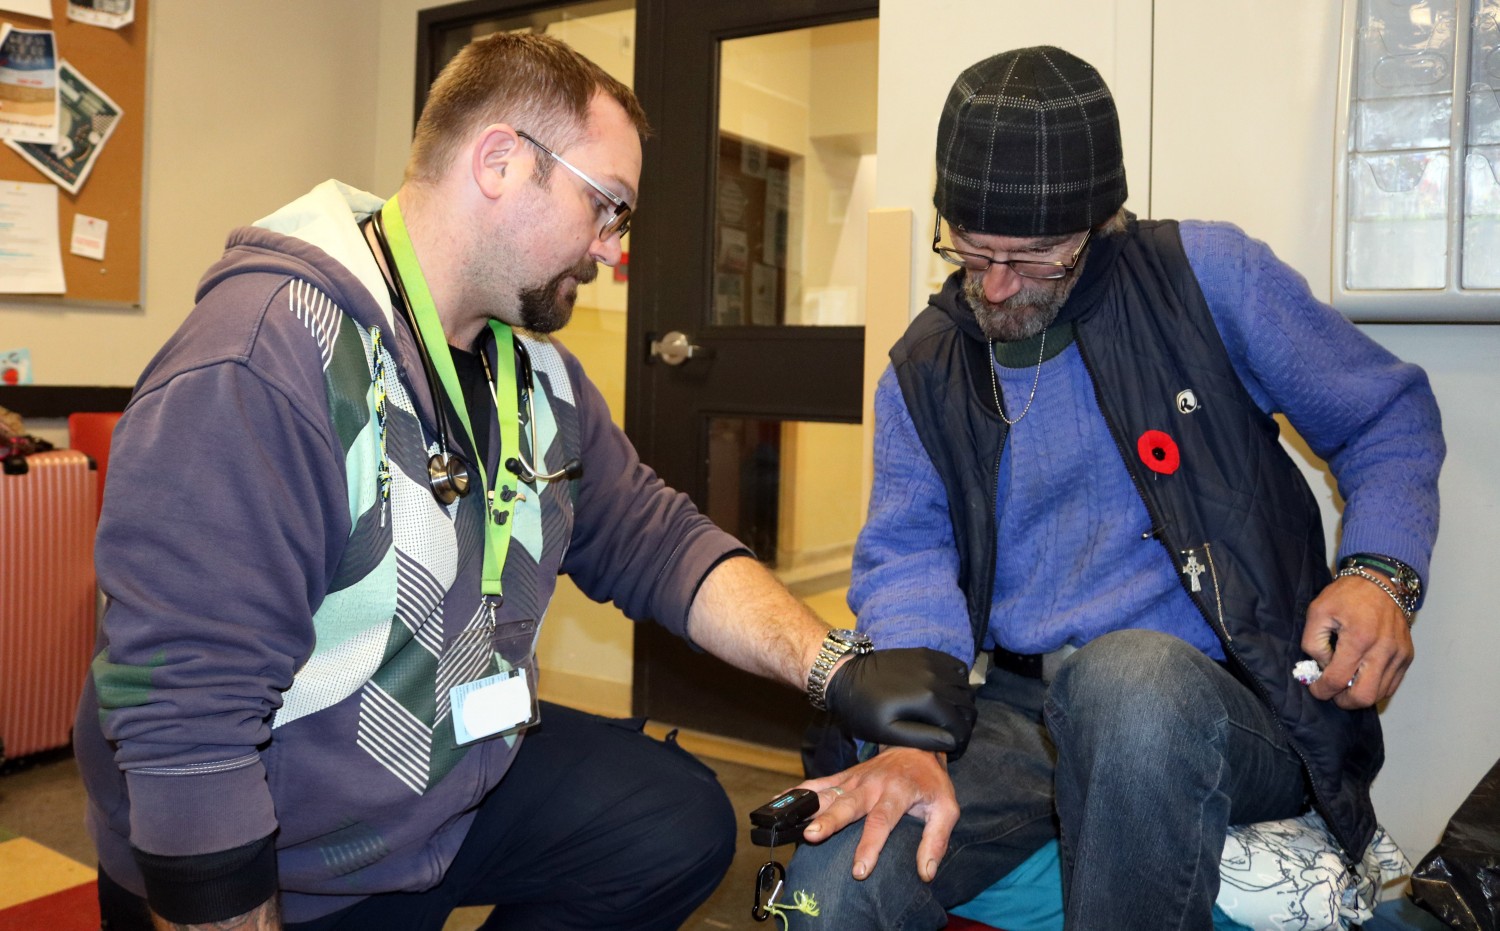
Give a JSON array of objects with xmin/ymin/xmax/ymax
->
[{"xmin": 831, "ymin": 628, "xmax": 873, "ymax": 649}]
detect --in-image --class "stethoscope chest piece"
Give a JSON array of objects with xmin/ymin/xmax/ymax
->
[{"xmin": 427, "ymin": 451, "xmax": 472, "ymax": 505}]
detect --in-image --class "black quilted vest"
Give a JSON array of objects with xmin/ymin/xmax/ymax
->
[{"xmin": 890, "ymin": 218, "xmax": 1381, "ymax": 859}]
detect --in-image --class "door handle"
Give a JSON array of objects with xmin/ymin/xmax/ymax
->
[{"xmin": 649, "ymin": 331, "xmax": 711, "ymax": 366}]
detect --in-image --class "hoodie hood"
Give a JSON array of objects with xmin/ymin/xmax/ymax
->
[
  {"xmin": 196, "ymin": 180, "xmax": 395, "ymax": 334},
  {"xmin": 185, "ymin": 179, "xmax": 442, "ymax": 435}
]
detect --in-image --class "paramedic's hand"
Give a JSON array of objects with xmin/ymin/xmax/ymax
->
[
  {"xmin": 797, "ymin": 748, "xmax": 956, "ymax": 883},
  {"xmin": 826, "ymin": 648, "xmax": 976, "ymax": 757},
  {"xmin": 1303, "ymin": 575, "xmax": 1413, "ymax": 710}
]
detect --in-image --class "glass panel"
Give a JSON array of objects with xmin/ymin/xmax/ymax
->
[
  {"xmin": 434, "ymin": 0, "xmax": 634, "ymax": 64},
  {"xmin": 1463, "ymin": 147, "xmax": 1500, "ymax": 286},
  {"xmin": 705, "ymin": 417, "xmax": 859, "ymax": 628},
  {"xmin": 1465, "ymin": 4, "xmax": 1500, "ymax": 286},
  {"xmin": 713, "ymin": 19, "xmax": 878, "ymax": 327},
  {"xmin": 1345, "ymin": 0, "xmax": 1457, "ymax": 290},
  {"xmin": 1347, "ymin": 151, "xmax": 1449, "ymax": 289},
  {"xmin": 1467, "ymin": 0, "xmax": 1500, "ymax": 146},
  {"xmin": 1353, "ymin": 0, "xmax": 1457, "ymax": 149}
]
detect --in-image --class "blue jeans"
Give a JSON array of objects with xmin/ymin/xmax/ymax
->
[{"xmin": 786, "ymin": 630, "xmax": 1307, "ymax": 930}]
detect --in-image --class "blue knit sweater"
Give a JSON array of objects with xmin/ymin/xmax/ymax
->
[{"xmin": 852, "ymin": 220, "xmax": 1444, "ymax": 661}]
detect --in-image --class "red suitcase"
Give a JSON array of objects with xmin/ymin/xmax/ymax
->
[{"xmin": 0, "ymin": 449, "xmax": 97, "ymax": 760}]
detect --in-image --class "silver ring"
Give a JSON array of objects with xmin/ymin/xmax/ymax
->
[
  {"xmin": 829, "ymin": 786, "xmax": 846, "ymax": 797},
  {"xmin": 1345, "ymin": 670, "xmax": 1360, "ymax": 690}
]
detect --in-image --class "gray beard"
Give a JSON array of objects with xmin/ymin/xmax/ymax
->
[{"xmin": 963, "ymin": 276, "xmax": 1068, "ymax": 342}]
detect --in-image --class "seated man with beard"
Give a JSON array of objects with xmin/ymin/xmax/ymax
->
[{"xmin": 782, "ymin": 45, "xmax": 1443, "ymax": 931}]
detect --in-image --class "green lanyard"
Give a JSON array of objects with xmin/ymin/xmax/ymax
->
[{"xmin": 379, "ymin": 197, "xmax": 521, "ymax": 599}]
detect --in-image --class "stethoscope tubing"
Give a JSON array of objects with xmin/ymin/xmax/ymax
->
[{"xmin": 366, "ymin": 211, "xmax": 576, "ymax": 499}]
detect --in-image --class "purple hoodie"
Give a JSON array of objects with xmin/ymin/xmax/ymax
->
[{"xmin": 73, "ymin": 181, "xmax": 743, "ymax": 922}]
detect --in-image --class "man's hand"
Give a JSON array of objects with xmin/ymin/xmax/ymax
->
[
  {"xmin": 825, "ymin": 647, "xmax": 977, "ymax": 756},
  {"xmin": 151, "ymin": 896, "xmax": 281, "ymax": 930},
  {"xmin": 797, "ymin": 747, "xmax": 957, "ymax": 883},
  {"xmin": 1302, "ymin": 574, "xmax": 1414, "ymax": 709}
]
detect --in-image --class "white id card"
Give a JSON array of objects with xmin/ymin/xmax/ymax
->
[{"xmin": 450, "ymin": 669, "xmax": 535, "ymax": 745}]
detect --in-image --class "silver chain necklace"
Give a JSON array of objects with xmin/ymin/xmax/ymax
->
[{"xmin": 989, "ymin": 328, "xmax": 1047, "ymax": 426}]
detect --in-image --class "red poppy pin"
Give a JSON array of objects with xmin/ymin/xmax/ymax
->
[{"xmin": 1137, "ymin": 430, "xmax": 1180, "ymax": 475}]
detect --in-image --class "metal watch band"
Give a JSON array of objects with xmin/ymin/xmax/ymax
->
[
  {"xmin": 806, "ymin": 629, "xmax": 872, "ymax": 710},
  {"xmin": 1339, "ymin": 553, "xmax": 1421, "ymax": 618},
  {"xmin": 1343, "ymin": 553, "xmax": 1421, "ymax": 599}
]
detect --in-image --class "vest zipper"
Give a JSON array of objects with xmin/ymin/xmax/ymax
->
[
  {"xmin": 1071, "ymin": 332, "xmax": 1352, "ymax": 867},
  {"xmin": 983, "ymin": 351, "xmax": 1007, "ymax": 662}
]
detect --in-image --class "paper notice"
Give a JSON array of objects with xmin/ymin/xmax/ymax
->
[
  {"xmin": 70, "ymin": 212, "xmax": 106, "ymax": 259},
  {"xmin": 0, "ymin": 1, "xmax": 52, "ymax": 20},
  {"xmin": 67, "ymin": 0, "xmax": 133, "ymax": 29},
  {"xmin": 0, "ymin": 180, "xmax": 66, "ymax": 293}
]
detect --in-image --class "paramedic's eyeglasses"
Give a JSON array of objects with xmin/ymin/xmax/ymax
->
[
  {"xmin": 516, "ymin": 130, "xmax": 633, "ymax": 240},
  {"xmin": 932, "ymin": 210, "xmax": 1090, "ymax": 280}
]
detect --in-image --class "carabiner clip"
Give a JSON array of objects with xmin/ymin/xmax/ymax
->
[{"xmin": 751, "ymin": 859, "xmax": 787, "ymax": 921}]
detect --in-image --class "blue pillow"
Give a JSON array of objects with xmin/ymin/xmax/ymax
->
[{"xmin": 947, "ymin": 840, "xmax": 1251, "ymax": 931}]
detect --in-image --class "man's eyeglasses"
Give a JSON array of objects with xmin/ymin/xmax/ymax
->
[
  {"xmin": 516, "ymin": 130, "xmax": 633, "ymax": 240},
  {"xmin": 932, "ymin": 210, "xmax": 1090, "ymax": 280}
]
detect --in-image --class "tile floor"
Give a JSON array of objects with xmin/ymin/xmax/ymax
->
[{"xmin": 0, "ymin": 746, "xmax": 796, "ymax": 931}]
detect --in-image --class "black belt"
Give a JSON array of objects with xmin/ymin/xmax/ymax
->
[
  {"xmin": 992, "ymin": 646, "xmax": 1044, "ymax": 679},
  {"xmin": 994, "ymin": 643, "xmax": 1234, "ymax": 683}
]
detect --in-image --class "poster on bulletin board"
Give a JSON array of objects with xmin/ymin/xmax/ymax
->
[
  {"xmin": 0, "ymin": 0, "xmax": 144, "ymax": 304},
  {"xmin": 6, "ymin": 59, "xmax": 121, "ymax": 193}
]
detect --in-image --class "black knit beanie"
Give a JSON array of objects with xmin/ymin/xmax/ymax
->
[{"xmin": 935, "ymin": 46, "xmax": 1127, "ymax": 236}]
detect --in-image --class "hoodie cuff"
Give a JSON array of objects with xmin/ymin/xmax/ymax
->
[{"xmin": 134, "ymin": 833, "xmax": 277, "ymax": 924}]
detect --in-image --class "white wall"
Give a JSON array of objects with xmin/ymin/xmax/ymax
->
[
  {"xmin": 878, "ymin": 0, "xmax": 1500, "ymax": 862},
  {"xmin": 877, "ymin": 0, "xmax": 1155, "ymax": 297}
]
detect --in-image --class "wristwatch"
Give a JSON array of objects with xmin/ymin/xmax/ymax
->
[
  {"xmin": 1337, "ymin": 553, "xmax": 1422, "ymax": 622},
  {"xmin": 806, "ymin": 628, "xmax": 873, "ymax": 710}
]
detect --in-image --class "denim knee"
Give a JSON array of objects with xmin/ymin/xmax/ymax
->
[
  {"xmin": 1044, "ymin": 630, "xmax": 1227, "ymax": 762},
  {"xmin": 785, "ymin": 817, "xmax": 942, "ymax": 931}
]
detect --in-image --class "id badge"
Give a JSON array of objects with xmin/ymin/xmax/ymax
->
[{"xmin": 449, "ymin": 618, "xmax": 541, "ymax": 745}]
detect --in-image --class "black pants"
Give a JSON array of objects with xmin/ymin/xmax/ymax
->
[{"xmin": 100, "ymin": 702, "xmax": 737, "ymax": 930}]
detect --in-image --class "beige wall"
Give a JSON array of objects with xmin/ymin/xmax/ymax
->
[
  {"xmin": 878, "ymin": 0, "xmax": 1500, "ymax": 867},
  {"xmin": 2, "ymin": 0, "xmax": 381, "ymax": 392}
]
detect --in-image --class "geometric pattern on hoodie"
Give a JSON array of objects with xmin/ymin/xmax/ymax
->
[{"xmin": 272, "ymin": 280, "xmax": 575, "ymax": 796}]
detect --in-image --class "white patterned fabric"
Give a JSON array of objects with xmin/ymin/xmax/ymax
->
[
  {"xmin": 954, "ymin": 814, "xmax": 1408, "ymax": 931},
  {"xmin": 1215, "ymin": 812, "xmax": 1410, "ymax": 930}
]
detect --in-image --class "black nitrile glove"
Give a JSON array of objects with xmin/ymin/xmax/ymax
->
[{"xmin": 824, "ymin": 647, "xmax": 977, "ymax": 758}]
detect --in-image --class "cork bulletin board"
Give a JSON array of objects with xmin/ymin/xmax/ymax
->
[{"xmin": 0, "ymin": 0, "xmax": 146, "ymax": 304}]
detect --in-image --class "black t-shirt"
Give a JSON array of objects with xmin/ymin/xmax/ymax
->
[{"xmin": 448, "ymin": 344, "xmax": 492, "ymax": 469}]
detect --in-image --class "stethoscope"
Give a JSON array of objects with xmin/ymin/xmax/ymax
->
[
  {"xmin": 363, "ymin": 212, "xmax": 578, "ymax": 505},
  {"xmin": 482, "ymin": 340, "xmax": 581, "ymax": 485}
]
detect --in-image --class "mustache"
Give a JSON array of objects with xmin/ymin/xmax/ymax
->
[{"xmin": 567, "ymin": 261, "xmax": 598, "ymax": 286}]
